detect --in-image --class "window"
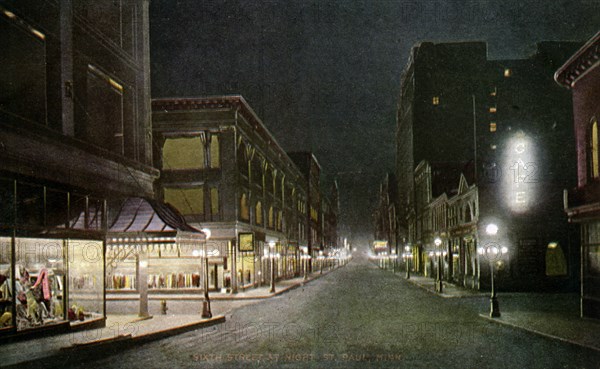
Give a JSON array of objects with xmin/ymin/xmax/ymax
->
[
  {"xmin": 490, "ymin": 87, "xmax": 497, "ymax": 97},
  {"xmin": 164, "ymin": 187, "xmax": 204, "ymax": 215},
  {"xmin": 163, "ymin": 137, "xmax": 204, "ymax": 169},
  {"xmin": 432, "ymin": 96, "xmax": 440, "ymax": 105},
  {"xmin": 489, "ymin": 107, "xmax": 497, "ymax": 113},
  {"xmin": 0, "ymin": 6, "xmax": 48, "ymax": 126},
  {"xmin": 86, "ymin": 65, "xmax": 125, "ymax": 154},
  {"xmin": 268, "ymin": 207, "xmax": 274, "ymax": 228},
  {"xmin": 489, "ymin": 122, "xmax": 497, "ymax": 132},
  {"xmin": 545, "ymin": 242, "xmax": 567, "ymax": 276},
  {"xmin": 504, "ymin": 68, "xmax": 512, "ymax": 77},
  {"xmin": 240, "ymin": 194, "xmax": 249, "ymax": 221},
  {"xmin": 210, "ymin": 188, "xmax": 219, "ymax": 216},
  {"xmin": 255, "ymin": 202, "xmax": 263, "ymax": 225},
  {"xmin": 591, "ymin": 118, "xmax": 599, "ymax": 179},
  {"xmin": 209, "ymin": 135, "xmax": 220, "ymax": 168}
]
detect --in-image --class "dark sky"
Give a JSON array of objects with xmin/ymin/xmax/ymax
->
[{"xmin": 149, "ymin": 0, "xmax": 599, "ymax": 243}]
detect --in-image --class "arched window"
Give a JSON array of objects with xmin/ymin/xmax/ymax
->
[
  {"xmin": 464, "ymin": 204, "xmax": 472, "ymax": 223},
  {"xmin": 255, "ymin": 202, "xmax": 262, "ymax": 225},
  {"xmin": 590, "ymin": 118, "xmax": 599, "ymax": 180},
  {"xmin": 268, "ymin": 206, "xmax": 274, "ymax": 228},
  {"xmin": 240, "ymin": 194, "xmax": 249, "ymax": 221}
]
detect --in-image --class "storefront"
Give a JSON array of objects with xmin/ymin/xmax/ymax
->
[
  {"xmin": 0, "ymin": 177, "xmax": 106, "ymax": 340},
  {"xmin": 105, "ymin": 198, "xmax": 205, "ymax": 316}
]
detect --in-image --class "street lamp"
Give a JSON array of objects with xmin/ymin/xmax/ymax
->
[
  {"xmin": 319, "ymin": 250, "xmax": 324, "ymax": 274},
  {"xmin": 269, "ymin": 240, "xmax": 276, "ymax": 293},
  {"xmin": 404, "ymin": 245, "xmax": 412, "ymax": 279},
  {"xmin": 434, "ymin": 237, "xmax": 443, "ymax": 293},
  {"xmin": 485, "ymin": 223, "xmax": 502, "ymax": 318},
  {"xmin": 200, "ymin": 228, "xmax": 212, "ymax": 318}
]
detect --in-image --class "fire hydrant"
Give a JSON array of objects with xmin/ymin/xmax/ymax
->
[{"xmin": 160, "ymin": 299, "xmax": 168, "ymax": 315}]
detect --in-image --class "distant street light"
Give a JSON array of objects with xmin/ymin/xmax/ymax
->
[
  {"xmin": 434, "ymin": 237, "xmax": 443, "ymax": 293},
  {"xmin": 404, "ymin": 245, "xmax": 412, "ymax": 279},
  {"xmin": 269, "ymin": 240, "xmax": 276, "ymax": 293}
]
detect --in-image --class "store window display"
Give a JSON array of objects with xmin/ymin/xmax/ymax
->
[
  {"xmin": 0, "ymin": 238, "xmax": 13, "ymax": 329},
  {"xmin": 14, "ymin": 238, "xmax": 65, "ymax": 330}
]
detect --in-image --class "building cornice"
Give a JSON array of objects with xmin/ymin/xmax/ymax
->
[{"xmin": 555, "ymin": 31, "xmax": 600, "ymax": 88}]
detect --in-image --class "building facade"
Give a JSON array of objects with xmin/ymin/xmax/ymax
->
[
  {"xmin": 0, "ymin": 0, "xmax": 157, "ymax": 338},
  {"xmin": 397, "ymin": 41, "xmax": 581, "ymax": 291},
  {"xmin": 152, "ymin": 96, "xmax": 337, "ymax": 293},
  {"xmin": 555, "ymin": 31, "xmax": 600, "ymax": 319}
]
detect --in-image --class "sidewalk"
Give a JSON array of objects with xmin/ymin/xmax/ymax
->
[
  {"xmin": 390, "ymin": 267, "xmax": 600, "ymax": 352},
  {"xmin": 2, "ymin": 267, "xmax": 337, "ymax": 368}
]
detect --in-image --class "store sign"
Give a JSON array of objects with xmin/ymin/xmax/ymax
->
[{"xmin": 238, "ymin": 232, "xmax": 254, "ymax": 252}]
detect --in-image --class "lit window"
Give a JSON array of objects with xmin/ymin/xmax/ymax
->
[
  {"xmin": 489, "ymin": 123, "xmax": 497, "ymax": 132},
  {"xmin": 489, "ymin": 107, "xmax": 497, "ymax": 113},
  {"xmin": 164, "ymin": 187, "xmax": 204, "ymax": 215},
  {"xmin": 432, "ymin": 96, "xmax": 440, "ymax": 105},
  {"xmin": 490, "ymin": 88, "xmax": 497, "ymax": 97},
  {"xmin": 591, "ymin": 118, "xmax": 599, "ymax": 179},
  {"xmin": 163, "ymin": 137, "xmax": 204, "ymax": 169},
  {"xmin": 268, "ymin": 207, "xmax": 274, "ymax": 228},
  {"xmin": 255, "ymin": 202, "xmax": 263, "ymax": 225},
  {"xmin": 209, "ymin": 135, "xmax": 220, "ymax": 168},
  {"xmin": 504, "ymin": 68, "xmax": 512, "ymax": 77},
  {"xmin": 240, "ymin": 194, "xmax": 249, "ymax": 220},
  {"xmin": 490, "ymin": 144, "xmax": 497, "ymax": 150}
]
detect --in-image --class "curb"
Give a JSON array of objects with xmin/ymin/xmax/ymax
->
[
  {"xmin": 478, "ymin": 314, "xmax": 600, "ymax": 353},
  {"xmin": 4, "ymin": 315, "xmax": 226, "ymax": 369}
]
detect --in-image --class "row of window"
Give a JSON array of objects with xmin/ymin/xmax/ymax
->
[{"xmin": 239, "ymin": 194, "xmax": 306, "ymax": 240}]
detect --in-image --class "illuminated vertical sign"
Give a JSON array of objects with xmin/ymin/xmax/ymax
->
[{"xmin": 503, "ymin": 131, "xmax": 537, "ymax": 213}]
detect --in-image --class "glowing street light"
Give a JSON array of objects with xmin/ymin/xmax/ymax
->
[
  {"xmin": 485, "ymin": 223, "xmax": 503, "ymax": 318},
  {"xmin": 434, "ymin": 237, "xmax": 443, "ymax": 293},
  {"xmin": 404, "ymin": 245, "xmax": 412, "ymax": 279}
]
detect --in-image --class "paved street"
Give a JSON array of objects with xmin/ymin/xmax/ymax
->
[{"xmin": 69, "ymin": 254, "xmax": 599, "ymax": 369}]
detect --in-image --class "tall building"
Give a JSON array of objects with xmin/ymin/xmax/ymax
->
[
  {"xmin": 555, "ymin": 31, "xmax": 600, "ymax": 318},
  {"xmin": 397, "ymin": 41, "xmax": 581, "ymax": 291},
  {"xmin": 0, "ymin": 0, "xmax": 157, "ymax": 338},
  {"xmin": 151, "ymin": 96, "xmax": 331, "ymax": 292}
]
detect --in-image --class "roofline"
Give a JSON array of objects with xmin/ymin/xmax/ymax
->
[{"xmin": 554, "ymin": 31, "xmax": 600, "ymax": 88}]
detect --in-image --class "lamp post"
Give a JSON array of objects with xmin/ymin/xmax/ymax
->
[
  {"xmin": 434, "ymin": 237, "xmax": 443, "ymax": 293},
  {"xmin": 485, "ymin": 223, "xmax": 503, "ymax": 318},
  {"xmin": 391, "ymin": 248, "xmax": 397, "ymax": 273},
  {"xmin": 269, "ymin": 240, "xmax": 276, "ymax": 293},
  {"xmin": 404, "ymin": 245, "xmax": 411, "ymax": 279},
  {"xmin": 302, "ymin": 248, "xmax": 310, "ymax": 281},
  {"xmin": 319, "ymin": 250, "xmax": 324, "ymax": 274},
  {"xmin": 199, "ymin": 228, "xmax": 212, "ymax": 318}
]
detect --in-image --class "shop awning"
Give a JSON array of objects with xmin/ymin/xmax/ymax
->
[{"xmin": 106, "ymin": 198, "xmax": 205, "ymax": 252}]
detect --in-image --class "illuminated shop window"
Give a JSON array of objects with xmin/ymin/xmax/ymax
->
[
  {"xmin": 432, "ymin": 96, "xmax": 440, "ymax": 105},
  {"xmin": 591, "ymin": 118, "xmax": 599, "ymax": 179},
  {"xmin": 504, "ymin": 68, "xmax": 512, "ymax": 77},
  {"xmin": 163, "ymin": 137, "xmax": 204, "ymax": 169},
  {"xmin": 490, "ymin": 122, "xmax": 497, "ymax": 132},
  {"xmin": 164, "ymin": 187, "xmax": 204, "ymax": 215}
]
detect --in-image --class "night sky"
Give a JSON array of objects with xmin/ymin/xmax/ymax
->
[{"xmin": 149, "ymin": 0, "xmax": 599, "ymax": 243}]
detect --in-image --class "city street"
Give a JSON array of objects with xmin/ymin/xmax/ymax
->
[{"xmin": 69, "ymin": 254, "xmax": 600, "ymax": 369}]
